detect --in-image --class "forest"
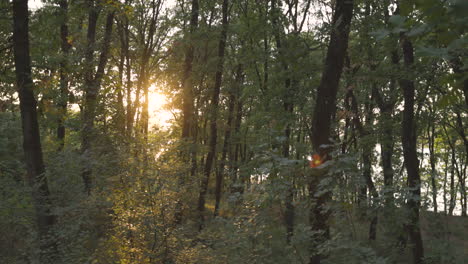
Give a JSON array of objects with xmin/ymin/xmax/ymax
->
[{"xmin": 0, "ymin": 0, "xmax": 467, "ymax": 263}]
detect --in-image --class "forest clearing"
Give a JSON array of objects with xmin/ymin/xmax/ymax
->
[{"xmin": 0, "ymin": 0, "xmax": 467, "ymax": 263}]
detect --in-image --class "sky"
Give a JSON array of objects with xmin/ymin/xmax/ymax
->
[{"xmin": 29, "ymin": 0, "xmax": 43, "ymax": 10}]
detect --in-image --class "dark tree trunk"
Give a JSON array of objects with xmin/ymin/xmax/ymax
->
[
  {"xmin": 81, "ymin": 6, "xmax": 115, "ymax": 194},
  {"xmin": 427, "ymin": 106, "xmax": 437, "ymax": 213},
  {"xmin": 309, "ymin": 0, "xmax": 353, "ymax": 263},
  {"xmin": 454, "ymin": 111, "xmax": 467, "ymax": 216},
  {"xmin": 214, "ymin": 64, "xmax": 242, "ymax": 216},
  {"xmin": 230, "ymin": 96, "xmax": 243, "ymax": 189},
  {"xmin": 199, "ymin": 0, "xmax": 228, "ymax": 228},
  {"xmin": 375, "ymin": 0, "xmax": 399, "ymax": 209},
  {"xmin": 373, "ymin": 83, "xmax": 396, "ymax": 207},
  {"xmin": 449, "ymin": 146, "xmax": 456, "ymax": 216},
  {"xmin": 57, "ymin": 0, "xmax": 71, "ymax": 150},
  {"xmin": 348, "ymin": 88, "xmax": 378, "ymax": 240},
  {"xmin": 174, "ymin": 0, "xmax": 199, "ymax": 225},
  {"xmin": 181, "ymin": 0, "xmax": 199, "ymax": 139},
  {"xmin": 123, "ymin": 19, "xmax": 133, "ymax": 137},
  {"xmin": 116, "ymin": 19, "xmax": 127, "ymax": 136},
  {"xmin": 442, "ymin": 124, "xmax": 457, "ymax": 216},
  {"xmin": 398, "ymin": 35, "xmax": 424, "ymax": 264},
  {"xmin": 12, "ymin": 0, "xmax": 56, "ymax": 260},
  {"xmin": 442, "ymin": 151, "xmax": 448, "ymax": 215}
]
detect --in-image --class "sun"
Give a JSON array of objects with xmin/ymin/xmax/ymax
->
[{"xmin": 148, "ymin": 85, "xmax": 173, "ymax": 129}]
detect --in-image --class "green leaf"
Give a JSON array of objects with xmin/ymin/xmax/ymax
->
[
  {"xmin": 407, "ymin": 24, "xmax": 428, "ymax": 37},
  {"xmin": 415, "ymin": 46, "xmax": 449, "ymax": 59},
  {"xmin": 370, "ymin": 29, "xmax": 390, "ymax": 41},
  {"xmin": 388, "ymin": 15, "xmax": 406, "ymax": 27}
]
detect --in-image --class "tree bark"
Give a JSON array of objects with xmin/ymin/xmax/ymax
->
[
  {"xmin": 348, "ymin": 88, "xmax": 378, "ymax": 240},
  {"xmin": 81, "ymin": 5, "xmax": 115, "ymax": 194},
  {"xmin": 199, "ymin": 0, "xmax": 228, "ymax": 229},
  {"xmin": 398, "ymin": 35, "xmax": 424, "ymax": 264},
  {"xmin": 449, "ymin": 145, "xmax": 456, "ymax": 216},
  {"xmin": 309, "ymin": 0, "xmax": 353, "ymax": 263},
  {"xmin": 57, "ymin": 0, "xmax": 71, "ymax": 150},
  {"xmin": 442, "ymin": 124, "xmax": 458, "ymax": 216},
  {"xmin": 454, "ymin": 111, "xmax": 467, "ymax": 216},
  {"xmin": 372, "ymin": 82, "xmax": 396, "ymax": 207},
  {"xmin": 174, "ymin": 0, "xmax": 199, "ymax": 225},
  {"xmin": 214, "ymin": 64, "xmax": 242, "ymax": 216},
  {"xmin": 181, "ymin": 0, "xmax": 199, "ymax": 139},
  {"xmin": 12, "ymin": 0, "xmax": 56, "ymax": 260},
  {"xmin": 427, "ymin": 105, "xmax": 437, "ymax": 213}
]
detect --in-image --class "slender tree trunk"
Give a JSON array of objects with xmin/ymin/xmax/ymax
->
[
  {"xmin": 454, "ymin": 111, "xmax": 467, "ymax": 216},
  {"xmin": 215, "ymin": 64, "xmax": 242, "ymax": 216},
  {"xmin": 12, "ymin": 0, "xmax": 56, "ymax": 260},
  {"xmin": 443, "ymin": 124, "xmax": 458, "ymax": 216},
  {"xmin": 449, "ymin": 143, "xmax": 456, "ymax": 216},
  {"xmin": 81, "ymin": 7, "xmax": 115, "ymax": 194},
  {"xmin": 443, "ymin": 151, "xmax": 448, "ymax": 215},
  {"xmin": 230, "ymin": 97, "xmax": 243, "ymax": 190},
  {"xmin": 381, "ymin": 109, "xmax": 395, "ymax": 205},
  {"xmin": 123, "ymin": 19, "xmax": 133, "ymax": 137},
  {"xmin": 349, "ymin": 88, "xmax": 378, "ymax": 240},
  {"xmin": 398, "ymin": 35, "xmax": 424, "ymax": 264},
  {"xmin": 309, "ymin": 0, "xmax": 353, "ymax": 263},
  {"xmin": 57, "ymin": 0, "xmax": 71, "ymax": 150},
  {"xmin": 199, "ymin": 0, "xmax": 228, "ymax": 228},
  {"xmin": 116, "ymin": 21, "xmax": 127, "ymax": 136},
  {"xmin": 140, "ymin": 0, "xmax": 160, "ymax": 141},
  {"xmin": 427, "ymin": 106, "xmax": 437, "ymax": 213},
  {"xmin": 375, "ymin": 0, "xmax": 398, "ymax": 209},
  {"xmin": 181, "ymin": 0, "xmax": 199, "ymax": 139},
  {"xmin": 174, "ymin": 0, "xmax": 199, "ymax": 225}
]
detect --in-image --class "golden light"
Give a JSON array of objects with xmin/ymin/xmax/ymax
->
[{"xmin": 148, "ymin": 85, "xmax": 173, "ymax": 129}]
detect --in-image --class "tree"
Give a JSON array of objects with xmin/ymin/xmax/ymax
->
[
  {"xmin": 81, "ymin": 1, "xmax": 115, "ymax": 194},
  {"xmin": 56, "ymin": 0, "xmax": 71, "ymax": 150},
  {"xmin": 399, "ymin": 34, "xmax": 424, "ymax": 264},
  {"xmin": 11, "ymin": 0, "xmax": 56, "ymax": 260},
  {"xmin": 309, "ymin": 0, "xmax": 354, "ymax": 263}
]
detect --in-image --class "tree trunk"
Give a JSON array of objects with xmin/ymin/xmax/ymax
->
[
  {"xmin": 116, "ymin": 20, "xmax": 127, "ymax": 136},
  {"xmin": 449, "ymin": 146, "xmax": 456, "ymax": 216},
  {"xmin": 443, "ymin": 151, "xmax": 448, "ymax": 215},
  {"xmin": 372, "ymin": 80, "xmax": 396, "ymax": 208},
  {"xmin": 398, "ymin": 35, "xmax": 424, "ymax": 264},
  {"xmin": 12, "ymin": 0, "xmax": 56, "ymax": 260},
  {"xmin": 348, "ymin": 88, "xmax": 378, "ymax": 240},
  {"xmin": 443, "ymin": 124, "xmax": 458, "ymax": 216},
  {"xmin": 454, "ymin": 111, "xmax": 467, "ymax": 216},
  {"xmin": 427, "ymin": 106, "xmax": 437, "ymax": 213},
  {"xmin": 199, "ymin": 0, "xmax": 228, "ymax": 229},
  {"xmin": 309, "ymin": 0, "xmax": 353, "ymax": 263},
  {"xmin": 81, "ymin": 6, "xmax": 115, "ymax": 194},
  {"xmin": 214, "ymin": 64, "xmax": 242, "ymax": 216},
  {"xmin": 57, "ymin": 0, "xmax": 71, "ymax": 150},
  {"xmin": 181, "ymin": 0, "xmax": 199, "ymax": 139},
  {"xmin": 174, "ymin": 0, "xmax": 199, "ymax": 224}
]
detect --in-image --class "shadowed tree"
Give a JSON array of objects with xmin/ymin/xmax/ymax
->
[
  {"xmin": 309, "ymin": 0, "xmax": 354, "ymax": 263},
  {"xmin": 81, "ymin": 0, "xmax": 115, "ymax": 194},
  {"xmin": 12, "ymin": 0, "xmax": 56, "ymax": 260}
]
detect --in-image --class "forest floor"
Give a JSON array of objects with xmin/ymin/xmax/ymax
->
[
  {"xmin": 363, "ymin": 211, "xmax": 468, "ymax": 263},
  {"xmin": 420, "ymin": 212, "xmax": 468, "ymax": 263},
  {"xmin": 204, "ymin": 199, "xmax": 468, "ymax": 263}
]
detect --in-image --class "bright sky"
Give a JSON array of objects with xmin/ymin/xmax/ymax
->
[
  {"xmin": 147, "ymin": 86, "xmax": 174, "ymax": 129},
  {"xmin": 29, "ymin": 0, "xmax": 42, "ymax": 10}
]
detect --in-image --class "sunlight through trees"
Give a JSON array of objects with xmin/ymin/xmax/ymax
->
[{"xmin": 0, "ymin": 0, "xmax": 467, "ymax": 263}]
